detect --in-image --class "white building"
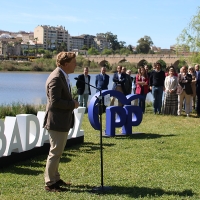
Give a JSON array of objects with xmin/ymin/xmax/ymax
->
[
  {"xmin": 34, "ymin": 25, "xmax": 71, "ymax": 51},
  {"xmin": 0, "ymin": 33, "xmax": 21, "ymax": 55}
]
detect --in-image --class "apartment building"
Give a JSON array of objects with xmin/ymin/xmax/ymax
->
[
  {"xmin": 80, "ymin": 34, "xmax": 96, "ymax": 49},
  {"xmin": 71, "ymin": 36, "xmax": 84, "ymax": 50},
  {"xmin": 94, "ymin": 33, "xmax": 111, "ymax": 51},
  {"xmin": 34, "ymin": 25, "xmax": 70, "ymax": 50}
]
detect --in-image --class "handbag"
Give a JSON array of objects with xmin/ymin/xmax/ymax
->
[{"xmin": 176, "ymin": 84, "xmax": 183, "ymax": 95}]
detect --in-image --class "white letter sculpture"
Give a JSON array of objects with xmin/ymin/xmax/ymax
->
[
  {"xmin": 3, "ymin": 117, "xmax": 23, "ymax": 156},
  {"xmin": 0, "ymin": 119, "xmax": 6, "ymax": 157},
  {"xmin": 16, "ymin": 114, "xmax": 40, "ymax": 151}
]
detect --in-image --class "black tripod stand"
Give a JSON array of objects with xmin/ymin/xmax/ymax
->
[
  {"xmin": 91, "ymin": 90, "xmax": 111, "ymax": 192},
  {"xmin": 74, "ymin": 77, "xmax": 111, "ymax": 192}
]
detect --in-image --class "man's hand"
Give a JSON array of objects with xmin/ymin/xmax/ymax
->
[{"xmin": 73, "ymin": 100, "xmax": 79, "ymax": 108}]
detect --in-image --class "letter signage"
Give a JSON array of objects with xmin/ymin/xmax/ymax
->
[
  {"xmin": 0, "ymin": 107, "xmax": 85, "ymax": 158},
  {"xmin": 88, "ymin": 90, "xmax": 144, "ymax": 136}
]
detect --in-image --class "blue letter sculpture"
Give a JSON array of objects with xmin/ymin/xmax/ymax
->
[{"xmin": 88, "ymin": 90, "xmax": 144, "ymax": 136}]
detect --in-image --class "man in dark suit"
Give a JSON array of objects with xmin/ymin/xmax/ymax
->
[
  {"xmin": 95, "ymin": 67, "xmax": 110, "ymax": 112},
  {"xmin": 122, "ymin": 67, "xmax": 132, "ymax": 95},
  {"xmin": 110, "ymin": 65, "xmax": 126, "ymax": 106},
  {"xmin": 95, "ymin": 67, "xmax": 110, "ymax": 91},
  {"xmin": 43, "ymin": 52, "xmax": 79, "ymax": 192},
  {"xmin": 195, "ymin": 64, "xmax": 199, "ymax": 112},
  {"xmin": 76, "ymin": 67, "xmax": 91, "ymax": 112},
  {"xmin": 195, "ymin": 64, "xmax": 199, "ymax": 77},
  {"xmin": 196, "ymin": 70, "xmax": 200, "ymax": 117}
]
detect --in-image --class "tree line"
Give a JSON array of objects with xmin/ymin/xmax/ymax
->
[{"xmin": 84, "ymin": 33, "xmax": 155, "ymax": 55}]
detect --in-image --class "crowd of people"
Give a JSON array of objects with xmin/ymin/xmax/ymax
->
[
  {"xmin": 42, "ymin": 51, "xmax": 200, "ymax": 192},
  {"xmin": 75, "ymin": 63, "xmax": 200, "ymax": 117},
  {"xmin": 136, "ymin": 63, "xmax": 200, "ymax": 117}
]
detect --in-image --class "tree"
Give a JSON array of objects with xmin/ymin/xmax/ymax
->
[
  {"xmin": 136, "ymin": 35, "xmax": 154, "ymax": 54},
  {"xmin": 60, "ymin": 42, "xmax": 67, "ymax": 51},
  {"xmin": 177, "ymin": 7, "xmax": 200, "ymax": 53},
  {"xmin": 23, "ymin": 49, "xmax": 28, "ymax": 55},
  {"xmin": 27, "ymin": 42, "xmax": 30, "ymax": 56},
  {"xmin": 34, "ymin": 37, "xmax": 38, "ymax": 55},
  {"xmin": 97, "ymin": 32, "xmax": 121, "ymax": 51},
  {"xmin": 119, "ymin": 41, "xmax": 126, "ymax": 49},
  {"xmin": 52, "ymin": 50, "xmax": 57, "ymax": 55},
  {"xmin": 90, "ymin": 60, "xmax": 98, "ymax": 68},
  {"xmin": 46, "ymin": 39, "xmax": 51, "ymax": 50},
  {"xmin": 127, "ymin": 45, "xmax": 133, "ymax": 52},
  {"xmin": 54, "ymin": 40, "xmax": 59, "ymax": 52},
  {"xmin": 156, "ymin": 60, "xmax": 166, "ymax": 69},
  {"xmin": 81, "ymin": 45, "xmax": 88, "ymax": 50},
  {"xmin": 101, "ymin": 48, "xmax": 113, "ymax": 55},
  {"xmin": 43, "ymin": 50, "xmax": 52, "ymax": 58},
  {"xmin": 88, "ymin": 47, "xmax": 99, "ymax": 55},
  {"xmin": 37, "ymin": 48, "xmax": 45, "ymax": 54},
  {"xmin": 119, "ymin": 48, "xmax": 132, "ymax": 55},
  {"xmin": 177, "ymin": 7, "xmax": 200, "ymax": 64},
  {"xmin": 105, "ymin": 32, "xmax": 121, "ymax": 50},
  {"xmin": 28, "ymin": 49, "xmax": 35, "ymax": 55}
]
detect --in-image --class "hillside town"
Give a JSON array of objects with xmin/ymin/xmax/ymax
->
[{"xmin": 0, "ymin": 25, "xmax": 186, "ymax": 57}]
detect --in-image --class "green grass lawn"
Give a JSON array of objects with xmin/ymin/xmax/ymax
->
[{"xmin": 0, "ymin": 112, "xmax": 200, "ymax": 200}]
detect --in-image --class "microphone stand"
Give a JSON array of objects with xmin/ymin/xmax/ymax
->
[{"xmin": 74, "ymin": 77, "xmax": 111, "ymax": 192}]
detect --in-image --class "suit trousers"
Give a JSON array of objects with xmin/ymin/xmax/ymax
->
[
  {"xmin": 44, "ymin": 129, "xmax": 68, "ymax": 186},
  {"xmin": 196, "ymin": 91, "xmax": 200, "ymax": 115},
  {"xmin": 110, "ymin": 86, "xmax": 123, "ymax": 106},
  {"xmin": 177, "ymin": 90, "xmax": 191, "ymax": 115},
  {"xmin": 152, "ymin": 86, "xmax": 163, "ymax": 113},
  {"xmin": 78, "ymin": 94, "xmax": 89, "ymax": 108}
]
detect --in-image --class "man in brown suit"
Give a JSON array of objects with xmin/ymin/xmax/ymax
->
[{"xmin": 43, "ymin": 52, "xmax": 79, "ymax": 192}]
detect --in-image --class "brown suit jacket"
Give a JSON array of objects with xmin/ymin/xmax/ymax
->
[{"xmin": 43, "ymin": 67, "xmax": 75, "ymax": 132}]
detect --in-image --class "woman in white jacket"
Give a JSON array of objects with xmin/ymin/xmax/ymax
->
[{"xmin": 162, "ymin": 66, "xmax": 178, "ymax": 115}]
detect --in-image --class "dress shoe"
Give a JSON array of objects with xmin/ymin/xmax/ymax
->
[
  {"xmin": 56, "ymin": 179, "xmax": 71, "ymax": 187},
  {"xmin": 45, "ymin": 183, "xmax": 67, "ymax": 192}
]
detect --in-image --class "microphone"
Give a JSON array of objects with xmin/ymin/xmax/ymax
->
[
  {"xmin": 74, "ymin": 77, "xmax": 101, "ymax": 91},
  {"xmin": 74, "ymin": 77, "xmax": 103, "ymax": 107}
]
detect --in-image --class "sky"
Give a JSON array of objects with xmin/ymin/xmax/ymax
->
[{"xmin": 0, "ymin": 0, "xmax": 199, "ymax": 49}]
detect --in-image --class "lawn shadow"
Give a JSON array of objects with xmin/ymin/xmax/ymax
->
[
  {"xmin": 114, "ymin": 133, "xmax": 176, "ymax": 140},
  {"xmin": 65, "ymin": 141, "xmax": 115, "ymax": 153},
  {"xmin": 1, "ymin": 142, "xmax": 115, "ymax": 175},
  {"xmin": 0, "ymin": 163, "xmax": 44, "ymax": 175},
  {"xmin": 61, "ymin": 142, "xmax": 115, "ymax": 162},
  {"xmin": 69, "ymin": 184, "xmax": 195, "ymax": 198},
  {"xmin": 0, "ymin": 153, "xmax": 49, "ymax": 175}
]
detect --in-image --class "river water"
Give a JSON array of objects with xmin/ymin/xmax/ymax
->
[{"xmin": 0, "ymin": 72, "xmax": 153, "ymax": 105}]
